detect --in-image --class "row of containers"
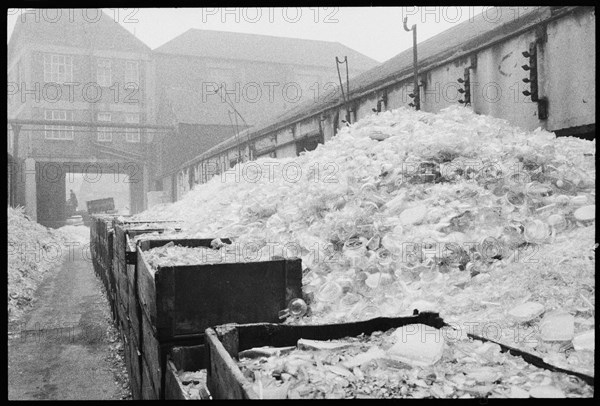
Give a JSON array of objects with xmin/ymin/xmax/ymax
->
[
  {"xmin": 89, "ymin": 214, "xmax": 303, "ymax": 399},
  {"xmin": 89, "ymin": 215, "xmax": 594, "ymax": 399}
]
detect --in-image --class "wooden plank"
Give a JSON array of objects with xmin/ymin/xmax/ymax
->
[
  {"xmin": 164, "ymin": 358, "xmax": 211, "ymax": 400},
  {"xmin": 164, "ymin": 360, "xmax": 186, "ymax": 400},
  {"xmin": 215, "ymin": 324, "xmax": 239, "ymax": 358},
  {"xmin": 107, "ymin": 230, "xmax": 114, "ymax": 265},
  {"xmin": 118, "ymin": 302, "xmax": 128, "ymax": 332},
  {"xmin": 123, "ymin": 325, "xmax": 142, "ymax": 400},
  {"xmin": 106, "ymin": 255, "xmax": 117, "ymax": 308},
  {"xmin": 128, "ymin": 281, "xmax": 141, "ymax": 348},
  {"xmin": 141, "ymin": 354, "xmax": 159, "ymax": 400},
  {"xmin": 126, "ymin": 263, "xmax": 136, "ymax": 292},
  {"xmin": 137, "ymin": 250, "xmax": 158, "ymax": 329},
  {"xmin": 117, "ymin": 263, "xmax": 128, "ymax": 314},
  {"xmin": 170, "ymin": 344, "xmax": 206, "ymax": 371},
  {"xmin": 141, "ymin": 311, "xmax": 162, "ymax": 399},
  {"xmin": 206, "ymin": 328, "xmax": 255, "ymax": 400},
  {"xmin": 114, "ymin": 225, "xmax": 126, "ymax": 262}
]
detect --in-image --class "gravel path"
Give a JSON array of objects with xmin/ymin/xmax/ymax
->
[{"xmin": 8, "ymin": 242, "xmax": 131, "ymax": 400}]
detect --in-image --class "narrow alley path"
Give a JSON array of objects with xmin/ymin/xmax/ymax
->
[{"xmin": 8, "ymin": 240, "xmax": 130, "ymax": 400}]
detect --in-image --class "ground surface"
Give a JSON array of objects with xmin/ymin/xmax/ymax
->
[{"xmin": 8, "ymin": 244, "xmax": 131, "ymax": 400}]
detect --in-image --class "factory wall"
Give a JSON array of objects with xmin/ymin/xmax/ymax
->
[
  {"xmin": 168, "ymin": 7, "xmax": 595, "ymax": 199},
  {"xmin": 473, "ymin": 31, "xmax": 542, "ymax": 129},
  {"xmin": 543, "ymin": 10, "xmax": 596, "ymax": 131}
]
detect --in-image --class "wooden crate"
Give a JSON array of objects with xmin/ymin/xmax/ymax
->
[
  {"xmin": 111, "ymin": 222, "xmax": 170, "ymax": 327},
  {"xmin": 164, "ymin": 345, "xmax": 211, "ymax": 400},
  {"xmin": 112, "ymin": 218, "xmax": 181, "ymax": 262},
  {"xmin": 136, "ymin": 238, "xmax": 300, "ymax": 342},
  {"xmin": 134, "ymin": 236, "xmax": 300, "ymax": 399},
  {"xmin": 205, "ymin": 313, "xmax": 446, "ymax": 399},
  {"xmin": 140, "ymin": 311, "xmax": 205, "ymax": 399},
  {"xmin": 205, "ymin": 313, "xmax": 595, "ymax": 399},
  {"xmin": 115, "ymin": 226, "xmax": 168, "ymax": 287}
]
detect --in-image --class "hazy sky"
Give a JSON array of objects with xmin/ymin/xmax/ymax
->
[{"xmin": 7, "ymin": 7, "xmax": 487, "ymax": 63}]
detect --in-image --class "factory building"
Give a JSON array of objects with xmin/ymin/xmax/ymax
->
[
  {"xmin": 166, "ymin": 6, "xmax": 595, "ymax": 200},
  {"xmin": 152, "ymin": 29, "xmax": 378, "ymax": 200}
]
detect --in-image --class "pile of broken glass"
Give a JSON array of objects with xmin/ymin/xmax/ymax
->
[{"xmin": 134, "ymin": 106, "xmax": 595, "ymax": 382}]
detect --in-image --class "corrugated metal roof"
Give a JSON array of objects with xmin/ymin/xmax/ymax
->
[{"xmin": 153, "ymin": 28, "xmax": 379, "ymax": 71}]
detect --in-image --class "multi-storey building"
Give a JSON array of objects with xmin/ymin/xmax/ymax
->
[
  {"xmin": 7, "ymin": 11, "xmax": 379, "ymax": 217},
  {"xmin": 7, "ymin": 9, "xmax": 159, "ymax": 224}
]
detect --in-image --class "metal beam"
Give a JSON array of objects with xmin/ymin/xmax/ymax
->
[{"xmin": 7, "ymin": 119, "xmax": 175, "ymax": 130}]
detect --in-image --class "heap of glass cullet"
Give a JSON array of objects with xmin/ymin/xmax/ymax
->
[{"xmin": 133, "ymin": 106, "xmax": 595, "ymax": 373}]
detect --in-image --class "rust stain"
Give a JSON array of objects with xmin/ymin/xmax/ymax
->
[{"xmin": 498, "ymin": 51, "xmax": 515, "ymax": 77}]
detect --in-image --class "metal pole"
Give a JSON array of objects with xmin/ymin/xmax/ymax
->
[
  {"xmin": 345, "ymin": 58, "xmax": 351, "ymax": 123},
  {"xmin": 413, "ymin": 25, "xmax": 419, "ymax": 110},
  {"xmin": 403, "ymin": 17, "xmax": 419, "ymax": 110},
  {"xmin": 335, "ymin": 56, "xmax": 350, "ymax": 123}
]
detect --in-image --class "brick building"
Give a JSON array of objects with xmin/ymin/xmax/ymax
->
[{"xmin": 7, "ymin": 9, "xmax": 158, "ymax": 223}]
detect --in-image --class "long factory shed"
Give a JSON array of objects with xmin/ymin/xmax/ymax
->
[{"xmin": 163, "ymin": 6, "xmax": 595, "ymax": 199}]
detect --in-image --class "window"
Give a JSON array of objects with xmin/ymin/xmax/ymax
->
[
  {"xmin": 97, "ymin": 59, "xmax": 112, "ymax": 87},
  {"xmin": 97, "ymin": 113, "xmax": 112, "ymax": 142},
  {"xmin": 43, "ymin": 54, "xmax": 73, "ymax": 83},
  {"xmin": 125, "ymin": 61, "xmax": 139, "ymax": 85},
  {"xmin": 44, "ymin": 110, "xmax": 74, "ymax": 140},
  {"xmin": 125, "ymin": 113, "xmax": 141, "ymax": 143}
]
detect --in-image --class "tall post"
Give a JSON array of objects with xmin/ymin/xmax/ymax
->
[
  {"xmin": 404, "ymin": 18, "xmax": 420, "ymax": 110},
  {"xmin": 336, "ymin": 56, "xmax": 351, "ymax": 123},
  {"xmin": 412, "ymin": 24, "xmax": 419, "ymax": 110}
]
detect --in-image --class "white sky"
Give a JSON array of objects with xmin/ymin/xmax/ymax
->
[{"xmin": 7, "ymin": 7, "xmax": 487, "ymax": 63}]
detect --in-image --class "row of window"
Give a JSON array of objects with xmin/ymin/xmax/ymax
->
[
  {"xmin": 43, "ymin": 110, "xmax": 141, "ymax": 143},
  {"xmin": 43, "ymin": 54, "xmax": 139, "ymax": 86}
]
